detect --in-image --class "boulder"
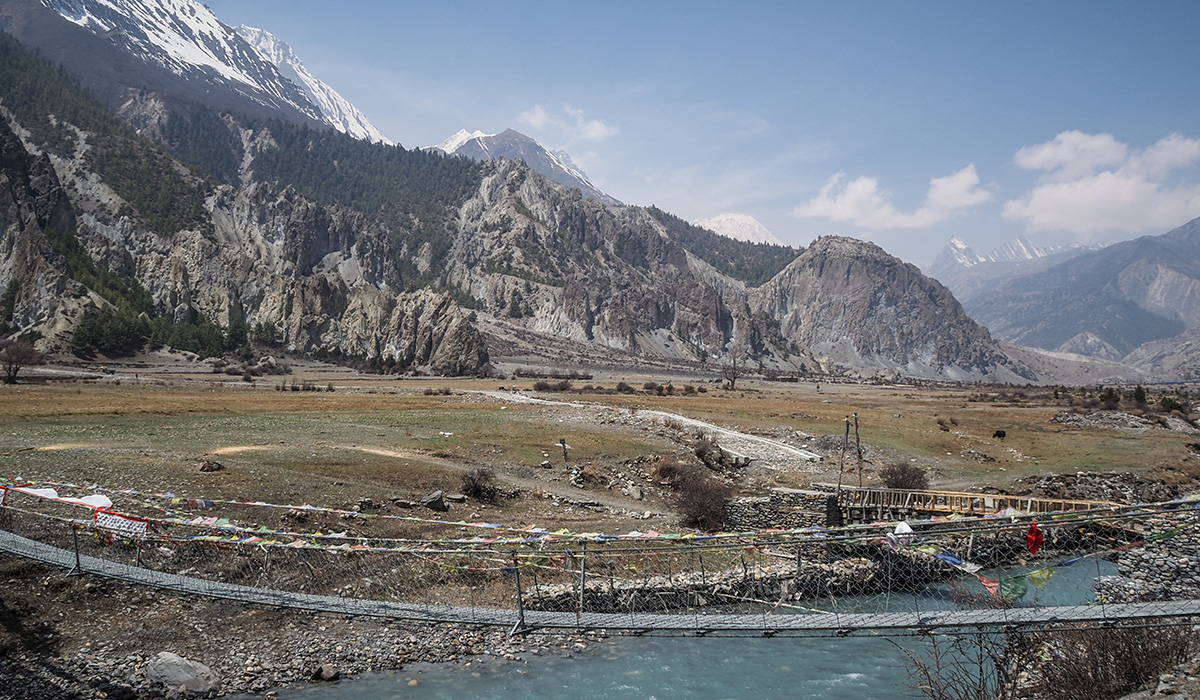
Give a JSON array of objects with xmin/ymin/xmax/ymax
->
[
  {"xmin": 197, "ymin": 459, "xmax": 226, "ymax": 472},
  {"xmin": 145, "ymin": 652, "xmax": 221, "ymax": 693},
  {"xmin": 311, "ymin": 663, "xmax": 340, "ymax": 682},
  {"xmin": 420, "ymin": 490, "xmax": 448, "ymax": 512}
]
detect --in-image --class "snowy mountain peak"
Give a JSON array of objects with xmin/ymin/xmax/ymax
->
[
  {"xmin": 986, "ymin": 235, "xmax": 1053, "ymax": 263},
  {"xmin": 432, "ymin": 128, "xmax": 621, "ymax": 206},
  {"xmin": 436, "ymin": 129, "xmax": 492, "ymax": 154},
  {"xmin": 691, "ymin": 213, "xmax": 785, "ymax": 246},
  {"xmin": 42, "ymin": 0, "xmax": 389, "ymax": 143},
  {"xmin": 235, "ymin": 25, "xmax": 391, "ymax": 144}
]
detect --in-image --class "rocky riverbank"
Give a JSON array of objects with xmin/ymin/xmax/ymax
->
[{"xmin": 0, "ymin": 557, "xmax": 608, "ymax": 700}]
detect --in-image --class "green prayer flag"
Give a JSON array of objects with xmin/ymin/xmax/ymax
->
[{"xmin": 1000, "ymin": 575, "xmax": 1028, "ymax": 601}]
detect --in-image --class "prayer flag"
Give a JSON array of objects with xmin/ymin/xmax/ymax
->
[
  {"xmin": 1025, "ymin": 568, "xmax": 1055, "ymax": 589},
  {"xmin": 1000, "ymin": 576, "xmax": 1028, "ymax": 601},
  {"xmin": 976, "ymin": 574, "xmax": 1000, "ymax": 599},
  {"xmin": 1027, "ymin": 521, "xmax": 1044, "ymax": 555}
]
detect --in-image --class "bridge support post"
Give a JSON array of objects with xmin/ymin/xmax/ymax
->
[
  {"xmin": 509, "ymin": 552, "xmax": 529, "ymax": 636},
  {"xmin": 67, "ymin": 522, "xmax": 84, "ymax": 577},
  {"xmin": 578, "ymin": 542, "xmax": 587, "ymax": 628}
]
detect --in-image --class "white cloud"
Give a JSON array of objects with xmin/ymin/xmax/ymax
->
[
  {"xmin": 518, "ymin": 104, "xmax": 552, "ymax": 131},
  {"xmin": 518, "ymin": 104, "xmax": 618, "ymax": 143},
  {"xmin": 1004, "ymin": 131, "xmax": 1200, "ymax": 233},
  {"xmin": 792, "ymin": 164, "xmax": 992, "ymax": 229},
  {"xmin": 1012, "ymin": 130, "xmax": 1127, "ymax": 182}
]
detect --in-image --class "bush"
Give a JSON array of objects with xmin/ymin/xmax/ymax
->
[
  {"xmin": 1161, "ymin": 396, "xmax": 1187, "ymax": 413},
  {"xmin": 879, "ymin": 463, "xmax": 929, "ymax": 490},
  {"xmin": 655, "ymin": 460, "xmax": 730, "ymax": 531},
  {"xmin": 1027, "ymin": 624, "xmax": 1200, "ymax": 700},
  {"xmin": 460, "ymin": 467, "xmax": 498, "ymax": 502}
]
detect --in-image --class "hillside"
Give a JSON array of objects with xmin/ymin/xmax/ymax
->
[
  {"xmin": 965, "ymin": 218, "xmax": 1200, "ymax": 360},
  {"xmin": 1, "ymin": 22, "xmax": 1046, "ymax": 381}
]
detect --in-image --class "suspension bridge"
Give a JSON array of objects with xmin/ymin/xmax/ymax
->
[{"xmin": 3, "ymin": 481, "xmax": 1199, "ymax": 637}]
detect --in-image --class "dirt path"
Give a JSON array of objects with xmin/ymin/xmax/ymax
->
[{"xmin": 478, "ymin": 391, "xmax": 823, "ymax": 471}]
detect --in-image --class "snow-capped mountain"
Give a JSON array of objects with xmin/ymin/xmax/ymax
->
[
  {"xmin": 434, "ymin": 129, "xmax": 621, "ymax": 206},
  {"xmin": 691, "ymin": 213, "xmax": 785, "ymax": 246},
  {"xmin": 235, "ymin": 25, "xmax": 390, "ymax": 144},
  {"xmin": 37, "ymin": 0, "xmax": 386, "ymax": 142},
  {"xmin": 931, "ymin": 235, "xmax": 1070, "ymax": 274},
  {"xmin": 929, "ymin": 236, "xmax": 987, "ymax": 272},
  {"xmin": 927, "ymin": 235, "xmax": 1094, "ymax": 312}
]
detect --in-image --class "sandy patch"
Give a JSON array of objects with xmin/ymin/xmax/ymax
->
[
  {"xmin": 35, "ymin": 443, "xmax": 93, "ymax": 451},
  {"xmin": 207, "ymin": 445, "xmax": 274, "ymax": 455}
]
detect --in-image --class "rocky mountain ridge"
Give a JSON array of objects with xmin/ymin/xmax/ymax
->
[
  {"xmin": 0, "ymin": 7, "xmax": 1060, "ymax": 381},
  {"xmin": 433, "ymin": 128, "xmax": 621, "ymax": 206},
  {"xmin": 965, "ymin": 218, "xmax": 1200, "ymax": 365}
]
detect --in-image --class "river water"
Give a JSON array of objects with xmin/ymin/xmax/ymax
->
[{"xmin": 259, "ymin": 558, "xmax": 1115, "ymax": 700}]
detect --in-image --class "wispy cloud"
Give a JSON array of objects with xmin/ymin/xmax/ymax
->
[
  {"xmin": 1004, "ymin": 131, "xmax": 1200, "ymax": 233},
  {"xmin": 518, "ymin": 104, "xmax": 618, "ymax": 143},
  {"xmin": 792, "ymin": 165, "xmax": 992, "ymax": 229}
]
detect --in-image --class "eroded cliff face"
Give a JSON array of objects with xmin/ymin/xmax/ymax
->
[
  {"xmin": 0, "ymin": 117, "xmax": 78, "ymax": 331},
  {"xmin": 1, "ymin": 109, "xmax": 1030, "ymax": 380},
  {"xmin": 1, "ymin": 113, "xmax": 489, "ymax": 372},
  {"xmin": 442, "ymin": 162, "xmax": 752, "ymax": 363},
  {"xmin": 750, "ymin": 237, "xmax": 1030, "ymax": 380}
]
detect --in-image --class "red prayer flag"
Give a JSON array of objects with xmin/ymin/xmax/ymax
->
[
  {"xmin": 1027, "ymin": 521, "xmax": 1044, "ymax": 555},
  {"xmin": 976, "ymin": 574, "xmax": 1000, "ymax": 599}
]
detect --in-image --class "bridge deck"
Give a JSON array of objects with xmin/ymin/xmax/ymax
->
[
  {"xmin": 814, "ymin": 483, "xmax": 1121, "ymax": 516},
  {"xmin": 4, "ymin": 530, "xmax": 1196, "ymax": 635}
]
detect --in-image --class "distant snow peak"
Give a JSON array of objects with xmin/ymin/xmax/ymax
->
[
  {"xmin": 43, "ymin": 0, "xmax": 390, "ymax": 144},
  {"xmin": 691, "ymin": 213, "xmax": 784, "ymax": 246},
  {"xmin": 933, "ymin": 235, "xmax": 1072, "ymax": 271},
  {"xmin": 432, "ymin": 128, "xmax": 621, "ymax": 206},
  {"xmin": 234, "ymin": 25, "xmax": 391, "ymax": 144},
  {"xmin": 436, "ymin": 129, "xmax": 493, "ymax": 154}
]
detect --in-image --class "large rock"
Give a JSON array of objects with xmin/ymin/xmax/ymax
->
[
  {"xmin": 145, "ymin": 652, "xmax": 221, "ymax": 693},
  {"xmin": 420, "ymin": 490, "xmax": 448, "ymax": 512}
]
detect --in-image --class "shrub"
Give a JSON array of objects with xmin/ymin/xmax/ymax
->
[
  {"xmin": 460, "ymin": 467, "xmax": 498, "ymax": 502},
  {"xmin": 655, "ymin": 460, "xmax": 730, "ymax": 531},
  {"xmin": 1026, "ymin": 624, "xmax": 1200, "ymax": 700},
  {"xmin": 879, "ymin": 462, "xmax": 929, "ymax": 490},
  {"xmin": 673, "ymin": 470, "xmax": 731, "ymax": 531},
  {"xmin": 1161, "ymin": 396, "xmax": 1186, "ymax": 413},
  {"xmin": 615, "ymin": 381, "xmax": 636, "ymax": 394}
]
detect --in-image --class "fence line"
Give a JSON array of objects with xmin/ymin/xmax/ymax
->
[{"xmin": 3, "ymin": 496, "xmax": 1200, "ymax": 637}]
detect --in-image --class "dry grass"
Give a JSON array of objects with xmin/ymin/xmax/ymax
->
[{"xmin": 2, "ymin": 374, "xmax": 1196, "ymax": 534}]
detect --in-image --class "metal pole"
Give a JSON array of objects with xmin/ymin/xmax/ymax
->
[
  {"xmin": 67, "ymin": 522, "xmax": 83, "ymax": 576},
  {"xmin": 578, "ymin": 541, "xmax": 587, "ymax": 621},
  {"xmin": 510, "ymin": 552, "xmax": 528, "ymax": 636},
  {"xmin": 853, "ymin": 413, "xmax": 864, "ymax": 489}
]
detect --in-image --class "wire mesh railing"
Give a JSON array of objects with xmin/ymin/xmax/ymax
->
[{"xmin": 2, "ymin": 481, "xmax": 1199, "ymax": 637}]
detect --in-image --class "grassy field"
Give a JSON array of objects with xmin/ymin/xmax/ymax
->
[{"xmin": 3, "ymin": 372, "xmax": 1197, "ymax": 537}]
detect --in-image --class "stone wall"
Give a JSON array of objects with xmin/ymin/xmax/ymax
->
[
  {"xmin": 1096, "ymin": 514, "xmax": 1200, "ymax": 603},
  {"xmin": 726, "ymin": 487, "xmax": 836, "ymax": 529}
]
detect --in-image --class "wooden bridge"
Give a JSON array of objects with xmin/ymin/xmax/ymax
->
[{"xmin": 813, "ymin": 484, "xmax": 1121, "ymax": 524}]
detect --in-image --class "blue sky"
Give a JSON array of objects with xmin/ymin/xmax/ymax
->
[{"xmin": 203, "ymin": 1, "xmax": 1200, "ymax": 266}]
